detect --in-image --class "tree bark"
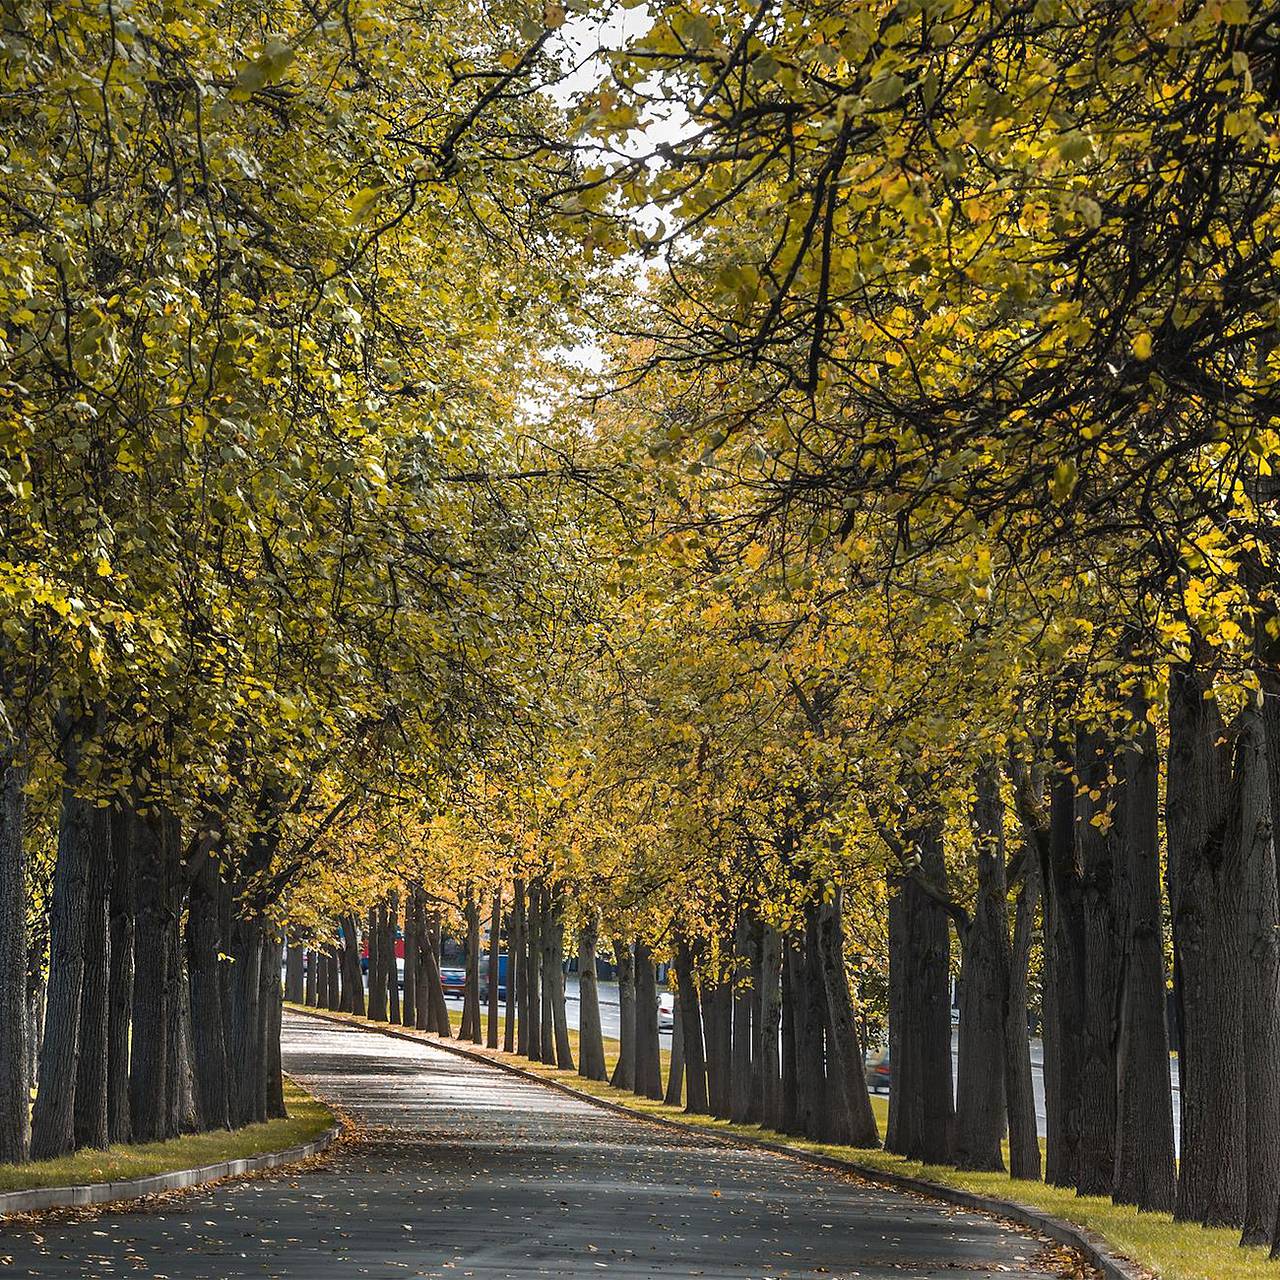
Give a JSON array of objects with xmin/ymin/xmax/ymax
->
[
  {"xmin": 187, "ymin": 850, "xmax": 230, "ymax": 1131},
  {"xmin": 1005, "ymin": 853, "xmax": 1040, "ymax": 1181},
  {"xmin": 72, "ymin": 800, "xmax": 111, "ymax": 1150},
  {"xmin": 129, "ymin": 809, "xmax": 170, "ymax": 1142},
  {"xmin": 539, "ymin": 886, "xmax": 556, "ymax": 1064},
  {"xmin": 610, "ymin": 940, "xmax": 635, "ymax": 1090},
  {"xmin": 462, "ymin": 892, "xmax": 482, "ymax": 1043},
  {"xmin": 0, "ymin": 750, "xmax": 29, "ymax": 1163},
  {"xmin": 731, "ymin": 914, "xmax": 754, "ymax": 1124},
  {"xmin": 634, "ymin": 940, "xmax": 662, "ymax": 1100},
  {"xmin": 954, "ymin": 765, "xmax": 1008, "ymax": 1172},
  {"xmin": 341, "ymin": 914, "xmax": 365, "ymax": 1018},
  {"xmin": 368, "ymin": 904, "xmax": 386, "ymax": 1022},
  {"xmin": 526, "ymin": 884, "xmax": 542, "ymax": 1060},
  {"xmin": 676, "ymin": 939, "xmax": 707, "ymax": 1113},
  {"xmin": 816, "ymin": 891, "xmax": 879, "ymax": 1147},
  {"xmin": 32, "ymin": 760, "xmax": 97, "ymax": 1158},
  {"xmin": 1168, "ymin": 664, "xmax": 1245, "ymax": 1226},
  {"xmin": 756, "ymin": 922, "xmax": 782, "ymax": 1129},
  {"xmin": 780, "ymin": 940, "xmax": 798, "ymax": 1134},
  {"xmin": 577, "ymin": 911, "xmax": 606, "ymax": 1080},
  {"xmin": 486, "ymin": 887, "xmax": 500, "ymax": 1049},
  {"xmin": 402, "ymin": 890, "xmax": 417, "ymax": 1027},
  {"xmin": 512, "ymin": 880, "xmax": 527, "ymax": 1049},
  {"xmin": 665, "ymin": 988, "xmax": 685, "ymax": 1106},
  {"xmin": 228, "ymin": 912, "xmax": 264, "ymax": 1127},
  {"xmin": 1235, "ymin": 706, "xmax": 1280, "ymax": 1246},
  {"xmin": 106, "ymin": 803, "xmax": 134, "ymax": 1145},
  {"xmin": 1112, "ymin": 694, "xmax": 1175, "ymax": 1211},
  {"xmin": 386, "ymin": 892, "xmax": 400, "ymax": 1025},
  {"xmin": 548, "ymin": 891, "xmax": 574, "ymax": 1069},
  {"xmin": 261, "ymin": 932, "xmax": 286, "ymax": 1120}
]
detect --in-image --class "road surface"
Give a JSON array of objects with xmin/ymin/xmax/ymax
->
[{"xmin": 1, "ymin": 1012, "xmax": 1076, "ymax": 1278}]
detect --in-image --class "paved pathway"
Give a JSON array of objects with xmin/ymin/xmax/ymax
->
[{"xmin": 0, "ymin": 1012, "xmax": 1074, "ymax": 1278}]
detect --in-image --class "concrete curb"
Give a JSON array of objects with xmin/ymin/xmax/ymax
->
[
  {"xmin": 0, "ymin": 1122, "xmax": 341, "ymax": 1218},
  {"xmin": 289, "ymin": 1005, "xmax": 1146, "ymax": 1280}
]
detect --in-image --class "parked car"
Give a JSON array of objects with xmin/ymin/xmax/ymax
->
[
  {"xmin": 864, "ymin": 1045, "xmax": 890, "ymax": 1093},
  {"xmin": 479, "ymin": 954, "xmax": 509, "ymax": 1003},
  {"xmin": 440, "ymin": 965, "xmax": 467, "ymax": 999},
  {"xmin": 658, "ymin": 991, "xmax": 675, "ymax": 1032}
]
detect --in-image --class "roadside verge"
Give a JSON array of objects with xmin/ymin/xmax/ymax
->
[{"xmin": 0, "ymin": 1078, "xmax": 339, "ymax": 1218}]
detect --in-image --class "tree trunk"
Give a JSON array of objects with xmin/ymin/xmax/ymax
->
[
  {"xmin": 187, "ymin": 850, "xmax": 231, "ymax": 1131},
  {"xmin": 634, "ymin": 940, "xmax": 662, "ymax": 1100},
  {"xmin": 731, "ymin": 914, "xmax": 754, "ymax": 1123},
  {"xmin": 526, "ymin": 885, "xmax": 542, "ymax": 1060},
  {"xmin": 486, "ymin": 888, "xmax": 500, "ymax": 1049},
  {"xmin": 578, "ymin": 911, "xmax": 606, "ymax": 1080},
  {"xmin": 1112, "ymin": 694, "xmax": 1175, "ymax": 1211},
  {"xmin": 887, "ymin": 819, "xmax": 954, "ymax": 1163},
  {"xmin": 304, "ymin": 946, "xmax": 318, "ymax": 1008},
  {"xmin": 462, "ymin": 893, "xmax": 482, "ymax": 1043},
  {"xmin": 1042, "ymin": 740, "xmax": 1087, "ymax": 1187},
  {"xmin": 816, "ymin": 891, "xmax": 879, "ymax": 1147},
  {"xmin": 1005, "ymin": 854, "xmax": 1040, "ymax": 1181},
  {"xmin": 676, "ymin": 939, "xmax": 707, "ymax": 1113},
  {"xmin": 129, "ymin": 810, "xmax": 170, "ymax": 1142},
  {"xmin": 402, "ymin": 891, "xmax": 417, "ymax": 1027},
  {"xmin": 539, "ymin": 886, "xmax": 556, "ymax": 1064},
  {"xmin": 261, "ymin": 932, "xmax": 286, "ymax": 1120},
  {"xmin": 386, "ymin": 892, "xmax": 400, "ymax": 1025},
  {"xmin": 665, "ymin": 989, "xmax": 685, "ymax": 1106},
  {"xmin": 511, "ymin": 880, "xmax": 526, "ymax": 1054},
  {"xmin": 422, "ymin": 912, "xmax": 450, "ymax": 1035},
  {"xmin": 954, "ymin": 764, "xmax": 1008, "ymax": 1172},
  {"xmin": 780, "ymin": 940, "xmax": 798, "ymax": 1134},
  {"xmin": 0, "ymin": 750, "xmax": 29, "ymax": 1163},
  {"xmin": 32, "ymin": 766, "xmax": 97, "ymax": 1158},
  {"xmin": 368, "ymin": 904, "xmax": 386, "ymax": 1022},
  {"xmin": 547, "ymin": 890, "xmax": 573, "ymax": 1069},
  {"xmin": 1235, "ymin": 706, "xmax": 1280, "ymax": 1245},
  {"xmin": 1075, "ymin": 726, "xmax": 1118, "ymax": 1197},
  {"xmin": 610, "ymin": 940, "xmax": 635, "ymax": 1090},
  {"xmin": 228, "ymin": 912, "xmax": 264, "ymax": 1127},
  {"xmin": 756, "ymin": 922, "xmax": 782, "ymax": 1129},
  {"xmin": 72, "ymin": 800, "xmax": 111, "ymax": 1150},
  {"xmin": 506, "ymin": 889, "xmax": 521, "ymax": 1052},
  {"xmin": 342, "ymin": 914, "xmax": 365, "ymax": 1018},
  {"xmin": 106, "ymin": 803, "xmax": 134, "ymax": 1145},
  {"xmin": 706, "ymin": 977, "xmax": 733, "ymax": 1120},
  {"xmin": 1168, "ymin": 664, "xmax": 1245, "ymax": 1226}
]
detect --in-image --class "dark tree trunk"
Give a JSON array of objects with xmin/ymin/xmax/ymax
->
[
  {"xmin": 1005, "ymin": 854, "xmax": 1040, "ymax": 1181},
  {"xmin": 187, "ymin": 850, "xmax": 230, "ymax": 1131},
  {"xmin": 1235, "ymin": 707, "xmax": 1280, "ymax": 1246},
  {"xmin": 756, "ymin": 922, "xmax": 782, "ymax": 1129},
  {"xmin": 462, "ymin": 893, "xmax": 482, "ymax": 1043},
  {"xmin": 228, "ymin": 913, "xmax": 264, "ymax": 1127},
  {"xmin": 486, "ymin": 888, "xmax": 500, "ymax": 1049},
  {"xmin": 731, "ymin": 914, "xmax": 754, "ymax": 1123},
  {"xmin": 304, "ymin": 945, "xmax": 318, "ymax": 1008},
  {"xmin": 285, "ymin": 941, "xmax": 305, "ymax": 1005},
  {"xmin": 72, "ymin": 802, "xmax": 112, "ymax": 1150},
  {"xmin": 32, "ymin": 764, "xmax": 97, "ymax": 1158},
  {"xmin": 634, "ymin": 940, "xmax": 662, "ymax": 1100},
  {"xmin": 526, "ymin": 885, "xmax": 542, "ymax": 1061},
  {"xmin": 784, "ymin": 934, "xmax": 820, "ymax": 1138},
  {"xmin": 402, "ymin": 891, "xmax": 417, "ymax": 1028},
  {"xmin": 706, "ymin": 977, "xmax": 733, "ymax": 1120},
  {"xmin": 610, "ymin": 940, "xmax": 635, "ymax": 1090},
  {"xmin": 1112, "ymin": 694, "xmax": 1176, "ymax": 1212},
  {"xmin": 129, "ymin": 810, "xmax": 170, "ymax": 1143},
  {"xmin": 261, "ymin": 933, "xmax": 286, "ymax": 1120},
  {"xmin": 386, "ymin": 892, "xmax": 400, "ymax": 1025},
  {"xmin": 780, "ymin": 941, "xmax": 798, "ymax": 1134},
  {"xmin": 816, "ymin": 891, "xmax": 879, "ymax": 1147},
  {"xmin": 578, "ymin": 911, "xmax": 606, "ymax": 1080},
  {"xmin": 1075, "ymin": 726, "xmax": 1119, "ymax": 1197},
  {"xmin": 106, "ymin": 803, "xmax": 134, "ymax": 1145},
  {"xmin": 954, "ymin": 764, "xmax": 1008, "ymax": 1172},
  {"xmin": 1168, "ymin": 664, "xmax": 1245, "ymax": 1227},
  {"xmin": 512, "ymin": 880, "xmax": 527, "ymax": 1049},
  {"xmin": 804, "ymin": 911, "xmax": 841, "ymax": 1141},
  {"xmin": 0, "ymin": 751, "xmax": 28, "ymax": 1163},
  {"xmin": 341, "ymin": 914, "xmax": 365, "ymax": 1018},
  {"xmin": 368, "ymin": 904, "xmax": 386, "ymax": 1022},
  {"xmin": 163, "ymin": 819, "xmax": 188, "ymax": 1137},
  {"xmin": 422, "ymin": 912, "xmax": 450, "ymax": 1035},
  {"xmin": 326, "ymin": 942, "xmax": 341, "ymax": 1011},
  {"xmin": 539, "ymin": 887, "xmax": 556, "ymax": 1064},
  {"xmin": 887, "ymin": 820, "xmax": 954, "ymax": 1163},
  {"xmin": 1042, "ymin": 739, "xmax": 1086, "ymax": 1187},
  {"xmin": 548, "ymin": 891, "xmax": 573, "ymax": 1069},
  {"xmin": 665, "ymin": 989, "xmax": 685, "ymax": 1106},
  {"xmin": 676, "ymin": 939, "xmax": 707, "ymax": 1113}
]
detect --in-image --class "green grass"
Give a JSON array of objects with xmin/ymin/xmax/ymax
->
[
  {"xmin": 0, "ymin": 1078, "xmax": 334, "ymax": 1194},
  {"xmin": 296, "ymin": 1002, "xmax": 1275, "ymax": 1280}
]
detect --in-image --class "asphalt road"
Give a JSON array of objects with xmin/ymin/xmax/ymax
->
[{"xmin": 1, "ymin": 1012, "xmax": 1076, "ymax": 1279}]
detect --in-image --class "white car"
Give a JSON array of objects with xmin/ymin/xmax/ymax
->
[{"xmin": 658, "ymin": 991, "xmax": 675, "ymax": 1032}]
